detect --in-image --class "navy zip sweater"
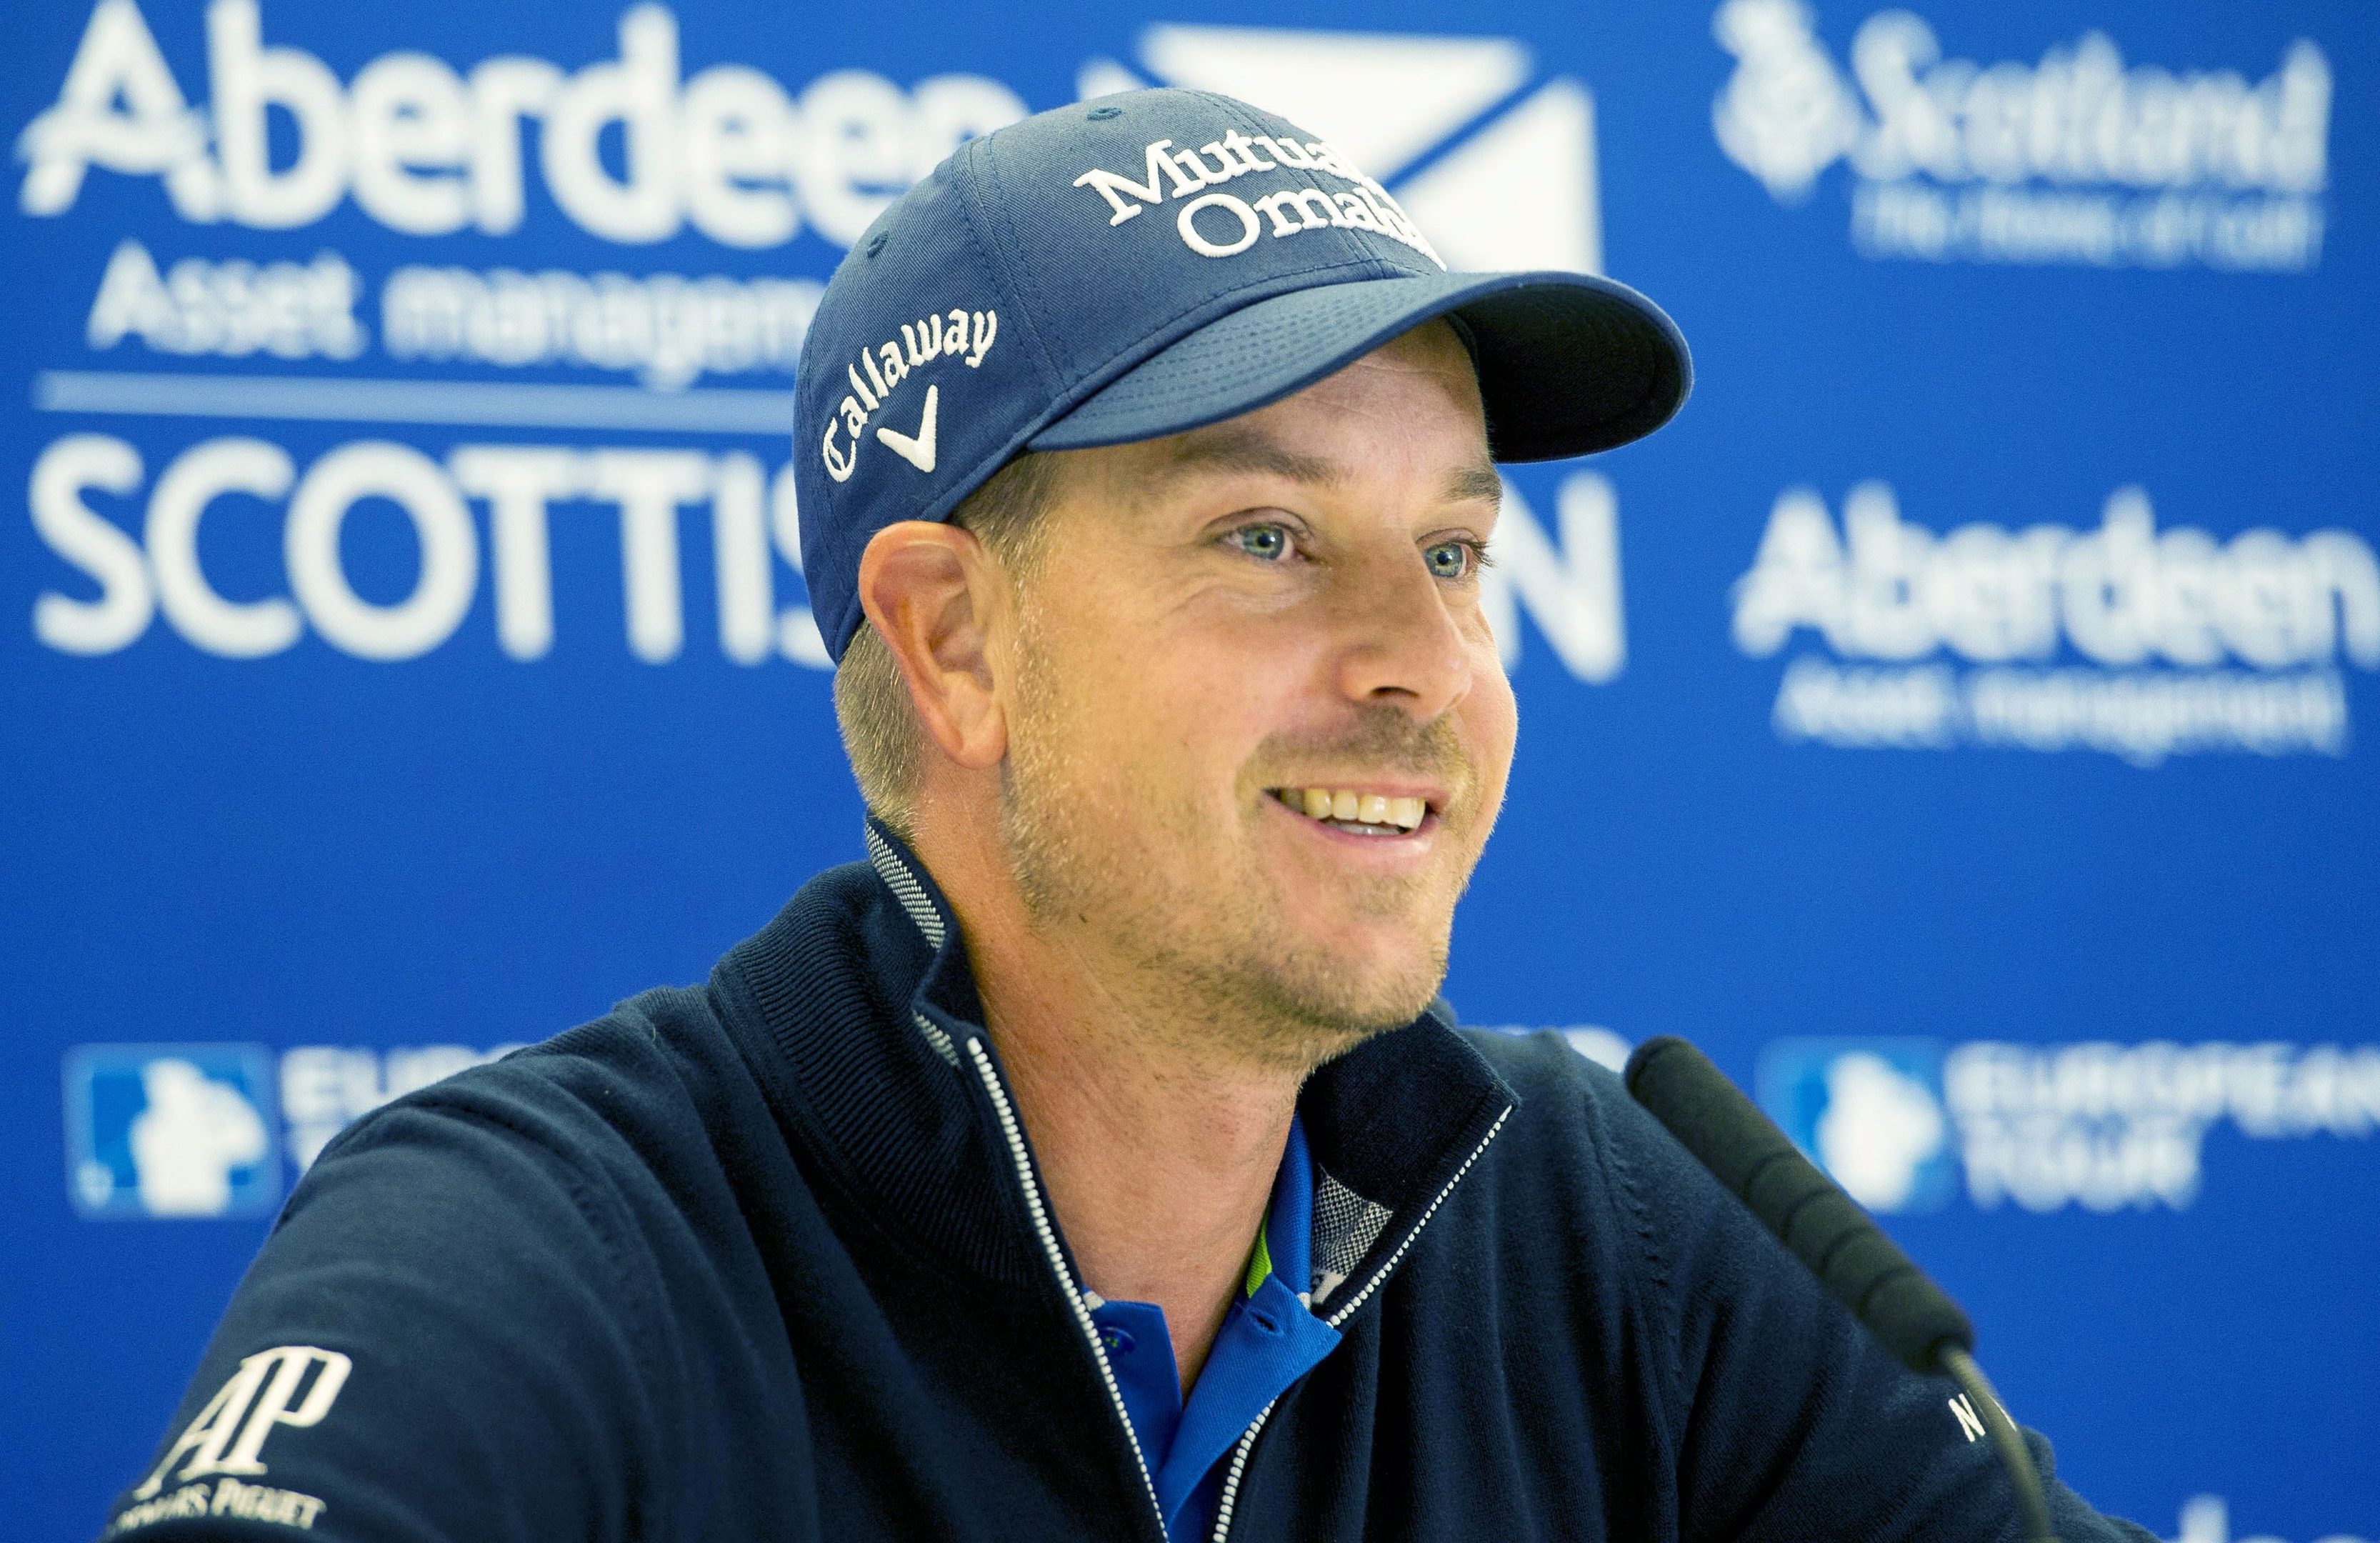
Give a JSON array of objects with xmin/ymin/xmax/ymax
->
[{"xmin": 107, "ymin": 828, "xmax": 2154, "ymax": 1542}]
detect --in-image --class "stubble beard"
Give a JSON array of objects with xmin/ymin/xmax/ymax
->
[{"xmin": 996, "ymin": 625, "xmax": 1474, "ymax": 1076}]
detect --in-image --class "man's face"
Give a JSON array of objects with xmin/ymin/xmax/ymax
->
[{"xmin": 994, "ymin": 321, "xmax": 1517, "ymax": 1068}]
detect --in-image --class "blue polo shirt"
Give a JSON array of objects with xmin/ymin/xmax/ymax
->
[{"xmin": 1085, "ymin": 1116, "xmax": 1344, "ymax": 1541}]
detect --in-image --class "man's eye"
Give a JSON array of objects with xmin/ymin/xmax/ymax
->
[
  {"xmin": 1424, "ymin": 540, "xmax": 1484, "ymax": 579},
  {"xmin": 1229, "ymin": 523, "xmax": 1293, "ymax": 561}
]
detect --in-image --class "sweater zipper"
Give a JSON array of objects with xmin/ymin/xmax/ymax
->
[
  {"xmin": 1205, "ymin": 1103, "xmax": 1513, "ymax": 1543},
  {"xmin": 964, "ymin": 1035, "xmax": 1169, "ymax": 1539}
]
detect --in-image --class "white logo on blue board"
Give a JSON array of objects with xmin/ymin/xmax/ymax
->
[
  {"xmin": 1081, "ymin": 23, "xmax": 1604, "ymax": 276},
  {"xmin": 1710, "ymin": 0, "xmax": 2333, "ymax": 272},
  {"xmin": 64, "ymin": 1044, "xmax": 280, "ymax": 1219},
  {"xmin": 1711, "ymin": 0, "xmax": 1860, "ymax": 204},
  {"xmin": 1757, "ymin": 1037, "xmax": 1955, "ymax": 1214},
  {"xmin": 2169, "ymin": 1494, "xmax": 2376, "ymax": 1543},
  {"xmin": 1731, "ymin": 483, "xmax": 2380, "ymax": 765}
]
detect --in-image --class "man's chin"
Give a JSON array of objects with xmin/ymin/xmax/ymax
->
[{"xmin": 1253, "ymin": 937, "xmax": 1449, "ymax": 1045}]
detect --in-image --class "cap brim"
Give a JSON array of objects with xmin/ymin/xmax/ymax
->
[{"xmin": 1026, "ymin": 269, "xmax": 1690, "ymax": 461}]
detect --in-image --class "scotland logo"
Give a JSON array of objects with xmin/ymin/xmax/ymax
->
[
  {"xmin": 1757, "ymin": 1037, "xmax": 1955, "ymax": 1214},
  {"xmin": 1711, "ymin": 0, "xmax": 2334, "ymax": 272},
  {"xmin": 64, "ymin": 1044, "xmax": 280, "ymax": 1219}
]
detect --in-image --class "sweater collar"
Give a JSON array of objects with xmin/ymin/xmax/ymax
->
[{"xmin": 724, "ymin": 817, "xmax": 1517, "ymax": 1313}]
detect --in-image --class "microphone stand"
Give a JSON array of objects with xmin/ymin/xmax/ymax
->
[
  {"xmin": 1939, "ymin": 1344, "xmax": 2058, "ymax": 1543},
  {"xmin": 1624, "ymin": 1035, "xmax": 2059, "ymax": 1543}
]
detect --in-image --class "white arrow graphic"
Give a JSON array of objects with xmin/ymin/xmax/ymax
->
[{"xmin": 875, "ymin": 384, "xmax": 939, "ymax": 473}]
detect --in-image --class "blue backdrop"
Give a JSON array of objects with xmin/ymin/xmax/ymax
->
[{"xmin": 5, "ymin": 2, "xmax": 2374, "ymax": 1539}]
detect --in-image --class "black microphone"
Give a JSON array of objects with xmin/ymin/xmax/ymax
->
[{"xmin": 1624, "ymin": 1035, "xmax": 2058, "ymax": 1543}]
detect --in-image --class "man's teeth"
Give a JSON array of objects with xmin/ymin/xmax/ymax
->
[{"xmin": 1279, "ymin": 789, "xmax": 1428, "ymax": 832}]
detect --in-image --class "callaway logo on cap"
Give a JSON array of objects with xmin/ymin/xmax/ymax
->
[{"xmin": 792, "ymin": 86, "xmax": 1691, "ymax": 664}]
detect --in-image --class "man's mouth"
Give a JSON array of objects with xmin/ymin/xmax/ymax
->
[{"xmin": 1266, "ymin": 787, "xmax": 1433, "ymax": 837}]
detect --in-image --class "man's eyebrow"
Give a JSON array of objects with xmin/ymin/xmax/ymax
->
[
  {"xmin": 1156, "ymin": 429, "xmax": 1347, "ymax": 489},
  {"xmin": 1446, "ymin": 462, "xmax": 1504, "ymax": 508},
  {"xmin": 1156, "ymin": 431, "xmax": 1504, "ymax": 511}
]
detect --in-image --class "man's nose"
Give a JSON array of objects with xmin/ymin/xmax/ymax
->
[{"xmin": 1326, "ymin": 546, "xmax": 1474, "ymax": 720}]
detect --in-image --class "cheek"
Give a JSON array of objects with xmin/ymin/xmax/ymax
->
[
  {"xmin": 1034, "ymin": 603, "xmax": 1283, "ymax": 808},
  {"xmin": 1465, "ymin": 645, "xmax": 1520, "ymax": 805},
  {"xmin": 1150, "ymin": 622, "xmax": 1298, "ymax": 783},
  {"xmin": 1142, "ymin": 604, "xmax": 1332, "ymax": 819}
]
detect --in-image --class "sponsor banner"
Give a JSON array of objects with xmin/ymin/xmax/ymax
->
[
  {"xmin": 1759, "ymin": 1037, "xmax": 2380, "ymax": 1214},
  {"xmin": 64, "ymin": 1044, "xmax": 281, "ymax": 1219},
  {"xmin": 5, "ymin": 1, "xmax": 2376, "ymax": 1537},
  {"xmin": 1713, "ymin": 1, "xmax": 2334, "ymax": 271},
  {"xmin": 63, "ymin": 1042, "xmax": 515, "ymax": 1218},
  {"xmin": 24, "ymin": 428, "xmax": 1624, "ymax": 676},
  {"xmin": 1081, "ymin": 23, "xmax": 1603, "ymax": 274},
  {"xmin": 1731, "ymin": 482, "xmax": 2379, "ymax": 763},
  {"xmin": 16, "ymin": 5, "xmax": 1630, "ymax": 681}
]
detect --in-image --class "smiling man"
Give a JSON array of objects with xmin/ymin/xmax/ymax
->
[{"xmin": 110, "ymin": 91, "xmax": 2151, "ymax": 1543}]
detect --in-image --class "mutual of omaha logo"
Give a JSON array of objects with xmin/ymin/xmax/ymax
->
[
  {"xmin": 1711, "ymin": 0, "xmax": 2332, "ymax": 271},
  {"xmin": 1070, "ymin": 131, "xmax": 1441, "ymax": 266},
  {"xmin": 1080, "ymin": 23, "xmax": 1603, "ymax": 275}
]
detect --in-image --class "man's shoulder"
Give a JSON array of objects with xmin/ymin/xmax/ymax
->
[
  {"xmin": 318, "ymin": 855, "xmax": 899, "ymax": 1179},
  {"xmin": 316, "ymin": 985, "xmax": 728, "ymax": 1173},
  {"xmin": 259, "ymin": 991, "xmax": 755, "ymax": 1308},
  {"xmin": 1456, "ymin": 1025, "xmax": 1653, "ymax": 1153},
  {"xmin": 105, "ymin": 989, "xmax": 819, "ymax": 1543},
  {"xmin": 1453, "ymin": 1024, "xmax": 1726, "ymax": 1244},
  {"xmin": 1458, "ymin": 1024, "xmax": 1620, "ymax": 1097}
]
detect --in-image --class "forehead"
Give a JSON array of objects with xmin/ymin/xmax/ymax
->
[{"xmin": 1056, "ymin": 320, "xmax": 1493, "ymax": 511}]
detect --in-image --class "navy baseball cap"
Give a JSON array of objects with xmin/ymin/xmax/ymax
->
[{"xmin": 794, "ymin": 86, "xmax": 1690, "ymax": 663}]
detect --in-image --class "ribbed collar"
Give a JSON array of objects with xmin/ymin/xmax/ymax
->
[{"xmin": 716, "ymin": 817, "xmax": 1519, "ymax": 1314}]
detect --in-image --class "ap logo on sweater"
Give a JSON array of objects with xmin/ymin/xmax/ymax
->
[{"xmin": 116, "ymin": 1345, "xmax": 349, "ymax": 1534}]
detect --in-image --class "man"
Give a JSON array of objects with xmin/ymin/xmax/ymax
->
[{"xmin": 107, "ymin": 90, "xmax": 2151, "ymax": 1542}]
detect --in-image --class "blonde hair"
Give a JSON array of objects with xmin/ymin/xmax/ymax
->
[{"xmin": 831, "ymin": 452, "xmax": 1061, "ymax": 838}]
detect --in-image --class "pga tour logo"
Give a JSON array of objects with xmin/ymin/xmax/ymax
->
[
  {"xmin": 1711, "ymin": 0, "xmax": 2333, "ymax": 271},
  {"xmin": 64, "ymin": 1044, "xmax": 280, "ymax": 1220}
]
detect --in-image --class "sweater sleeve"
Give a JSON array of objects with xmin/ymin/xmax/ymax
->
[
  {"xmin": 1594, "ymin": 1074, "xmax": 2158, "ymax": 1543},
  {"xmin": 99, "ymin": 1076, "xmax": 676, "ymax": 1543}
]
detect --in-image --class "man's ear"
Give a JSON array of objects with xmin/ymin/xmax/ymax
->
[{"xmin": 856, "ymin": 521, "xmax": 1010, "ymax": 771}]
